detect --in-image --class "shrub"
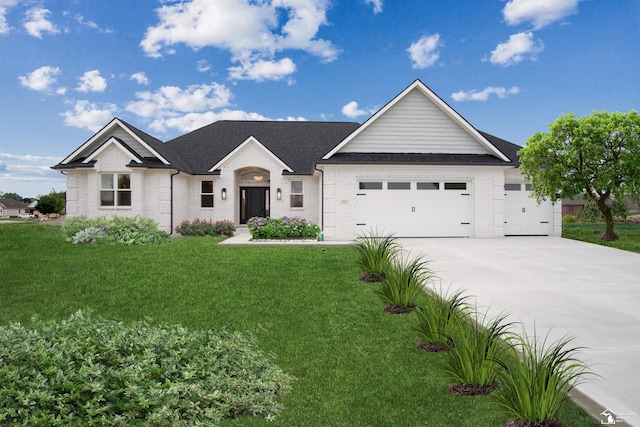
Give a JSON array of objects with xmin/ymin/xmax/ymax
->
[
  {"xmin": 355, "ymin": 230, "xmax": 400, "ymax": 282},
  {"xmin": 442, "ymin": 310, "xmax": 514, "ymax": 392},
  {"xmin": 0, "ymin": 311, "xmax": 294, "ymax": 426},
  {"xmin": 175, "ymin": 218, "xmax": 236, "ymax": 237},
  {"xmin": 493, "ymin": 331, "xmax": 591, "ymax": 424},
  {"xmin": 414, "ymin": 287, "xmax": 470, "ymax": 350},
  {"xmin": 63, "ymin": 215, "xmax": 171, "ymax": 245},
  {"xmin": 247, "ymin": 216, "xmax": 321, "ymax": 240},
  {"xmin": 373, "ymin": 252, "xmax": 433, "ymax": 312}
]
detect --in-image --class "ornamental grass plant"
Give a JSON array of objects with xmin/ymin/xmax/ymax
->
[
  {"xmin": 355, "ymin": 230, "xmax": 400, "ymax": 282},
  {"xmin": 493, "ymin": 330, "xmax": 592, "ymax": 424},
  {"xmin": 414, "ymin": 286, "xmax": 471, "ymax": 350},
  {"xmin": 443, "ymin": 310, "xmax": 515, "ymax": 392},
  {"xmin": 373, "ymin": 252, "xmax": 434, "ymax": 312}
]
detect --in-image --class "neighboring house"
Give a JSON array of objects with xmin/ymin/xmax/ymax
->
[
  {"xmin": 0, "ymin": 198, "xmax": 28, "ymax": 217},
  {"xmin": 53, "ymin": 80, "xmax": 561, "ymax": 240},
  {"xmin": 562, "ymin": 196, "xmax": 586, "ymax": 216}
]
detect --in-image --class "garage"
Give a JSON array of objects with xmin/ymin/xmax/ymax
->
[
  {"xmin": 356, "ymin": 180, "xmax": 472, "ymax": 237},
  {"xmin": 503, "ymin": 183, "xmax": 551, "ymax": 235}
]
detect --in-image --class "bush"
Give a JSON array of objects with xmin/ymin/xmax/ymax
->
[
  {"xmin": 373, "ymin": 252, "xmax": 433, "ymax": 312},
  {"xmin": 0, "ymin": 311, "xmax": 294, "ymax": 426},
  {"xmin": 247, "ymin": 216, "xmax": 321, "ymax": 240},
  {"xmin": 355, "ymin": 230, "xmax": 400, "ymax": 282},
  {"xmin": 63, "ymin": 215, "xmax": 170, "ymax": 245},
  {"xmin": 442, "ymin": 311, "xmax": 514, "ymax": 391},
  {"xmin": 175, "ymin": 218, "xmax": 236, "ymax": 237},
  {"xmin": 414, "ymin": 287, "xmax": 470, "ymax": 350},
  {"xmin": 576, "ymin": 197, "xmax": 628, "ymax": 223},
  {"xmin": 493, "ymin": 331, "xmax": 591, "ymax": 424}
]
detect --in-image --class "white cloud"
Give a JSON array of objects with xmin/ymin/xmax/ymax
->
[
  {"xmin": 0, "ymin": 153, "xmax": 63, "ymax": 163},
  {"xmin": 364, "ymin": 0, "xmax": 382, "ymax": 14},
  {"xmin": 126, "ymin": 83, "xmax": 233, "ymax": 120},
  {"xmin": 197, "ymin": 59, "xmax": 211, "ymax": 72},
  {"xmin": 503, "ymin": 0, "xmax": 579, "ymax": 29},
  {"xmin": 407, "ymin": 33, "xmax": 441, "ymax": 69},
  {"xmin": 0, "ymin": 1, "xmax": 18, "ymax": 34},
  {"xmin": 76, "ymin": 70, "xmax": 107, "ymax": 93},
  {"xmin": 150, "ymin": 110, "xmax": 272, "ymax": 133},
  {"xmin": 61, "ymin": 100, "xmax": 117, "ymax": 131},
  {"xmin": 140, "ymin": 0, "xmax": 337, "ymax": 81},
  {"xmin": 489, "ymin": 31, "xmax": 543, "ymax": 66},
  {"xmin": 74, "ymin": 14, "xmax": 113, "ymax": 33},
  {"xmin": 451, "ymin": 86, "xmax": 520, "ymax": 102},
  {"xmin": 18, "ymin": 66, "xmax": 61, "ymax": 92},
  {"xmin": 23, "ymin": 7, "xmax": 59, "ymax": 38},
  {"xmin": 341, "ymin": 101, "xmax": 376, "ymax": 119},
  {"xmin": 228, "ymin": 57, "xmax": 296, "ymax": 81},
  {"xmin": 130, "ymin": 72, "xmax": 149, "ymax": 85}
]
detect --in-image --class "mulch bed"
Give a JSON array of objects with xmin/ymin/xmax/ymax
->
[
  {"xmin": 415, "ymin": 340, "xmax": 450, "ymax": 352},
  {"xmin": 359, "ymin": 272, "xmax": 382, "ymax": 282},
  {"xmin": 447, "ymin": 382, "xmax": 497, "ymax": 396},
  {"xmin": 504, "ymin": 419, "xmax": 565, "ymax": 427},
  {"xmin": 383, "ymin": 304, "xmax": 415, "ymax": 314}
]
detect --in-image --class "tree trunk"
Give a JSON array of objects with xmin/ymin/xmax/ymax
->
[{"xmin": 596, "ymin": 198, "xmax": 619, "ymax": 241}]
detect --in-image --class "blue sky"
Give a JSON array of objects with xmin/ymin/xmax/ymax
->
[{"xmin": 1, "ymin": 0, "xmax": 638, "ymax": 198}]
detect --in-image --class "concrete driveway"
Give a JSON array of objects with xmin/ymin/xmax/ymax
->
[{"xmin": 398, "ymin": 237, "xmax": 640, "ymax": 426}]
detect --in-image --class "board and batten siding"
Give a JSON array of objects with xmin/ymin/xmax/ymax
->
[{"xmin": 337, "ymin": 88, "xmax": 489, "ymax": 155}]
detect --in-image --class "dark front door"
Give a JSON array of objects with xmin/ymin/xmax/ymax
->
[{"xmin": 240, "ymin": 187, "xmax": 269, "ymax": 224}]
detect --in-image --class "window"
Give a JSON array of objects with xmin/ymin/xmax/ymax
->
[
  {"xmin": 388, "ymin": 182, "xmax": 410, "ymax": 190},
  {"xmin": 201, "ymin": 181, "xmax": 214, "ymax": 208},
  {"xmin": 359, "ymin": 182, "xmax": 383, "ymax": 190},
  {"xmin": 444, "ymin": 182, "xmax": 467, "ymax": 190},
  {"xmin": 291, "ymin": 181, "xmax": 303, "ymax": 208},
  {"xmin": 100, "ymin": 173, "xmax": 131, "ymax": 207},
  {"xmin": 505, "ymin": 183, "xmax": 521, "ymax": 191},
  {"xmin": 417, "ymin": 182, "xmax": 439, "ymax": 190},
  {"xmin": 525, "ymin": 184, "xmax": 534, "ymax": 191}
]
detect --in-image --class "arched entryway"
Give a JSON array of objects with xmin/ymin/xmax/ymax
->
[{"xmin": 237, "ymin": 168, "xmax": 270, "ymax": 224}]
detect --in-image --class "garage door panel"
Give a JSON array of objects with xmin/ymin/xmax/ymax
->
[
  {"xmin": 504, "ymin": 183, "xmax": 551, "ymax": 236},
  {"xmin": 356, "ymin": 181, "xmax": 472, "ymax": 237}
]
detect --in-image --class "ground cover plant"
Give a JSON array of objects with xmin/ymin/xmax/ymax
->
[
  {"xmin": 563, "ymin": 222, "xmax": 640, "ymax": 253},
  {"xmin": 0, "ymin": 310, "xmax": 293, "ymax": 426},
  {"xmin": 246, "ymin": 216, "xmax": 320, "ymax": 240},
  {"xmin": 355, "ymin": 230, "xmax": 400, "ymax": 282},
  {"xmin": 493, "ymin": 331, "xmax": 592, "ymax": 426},
  {"xmin": 175, "ymin": 218, "xmax": 236, "ymax": 237},
  {"xmin": 0, "ymin": 223, "xmax": 598, "ymax": 426},
  {"xmin": 63, "ymin": 215, "xmax": 171, "ymax": 245},
  {"xmin": 442, "ymin": 311, "xmax": 514, "ymax": 395},
  {"xmin": 374, "ymin": 252, "xmax": 433, "ymax": 313},
  {"xmin": 414, "ymin": 287, "xmax": 471, "ymax": 352}
]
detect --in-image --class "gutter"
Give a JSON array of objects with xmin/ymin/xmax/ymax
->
[
  {"xmin": 170, "ymin": 170, "xmax": 180, "ymax": 235},
  {"xmin": 314, "ymin": 165, "xmax": 324, "ymax": 231}
]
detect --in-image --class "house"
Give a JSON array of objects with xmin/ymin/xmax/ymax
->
[
  {"xmin": 0, "ymin": 198, "xmax": 29, "ymax": 217},
  {"xmin": 53, "ymin": 80, "xmax": 561, "ymax": 240}
]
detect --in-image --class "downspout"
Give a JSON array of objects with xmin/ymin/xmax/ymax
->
[
  {"xmin": 170, "ymin": 170, "xmax": 180, "ymax": 235},
  {"xmin": 314, "ymin": 165, "xmax": 324, "ymax": 231}
]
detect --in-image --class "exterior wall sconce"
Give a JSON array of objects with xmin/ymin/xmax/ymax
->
[
  {"xmin": 276, "ymin": 188, "xmax": 282, "ymax": 200},
  {"xmin": 221, "ymin": 188, "xmax": 227, "ymax": 200}
]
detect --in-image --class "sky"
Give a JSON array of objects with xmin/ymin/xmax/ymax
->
[{"xmin": 0, "ymin": 0, "xmax": 638, "ymax": 198}]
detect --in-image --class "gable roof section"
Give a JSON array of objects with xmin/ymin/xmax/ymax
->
[
  {"xmin": 209, "ymin": 136, "xmax": 294, "ymax": 172},
  {"xmin": 165, "ymin": 120, "xmax": 361, "ymax": 175},
  {"xmin": 0, "ymin": 198, "xmax": 28, "ymax": 209},
  {"xmin": 56, "ymin": 118, "xmax": 173, "ymax": 169},
  {"xmin": 83, "ymin": 137, "xmax": 143, "ymax": 164},
  {"xmin": 323, "ymin": 79, "xmax": 511, "ymax": 163}
]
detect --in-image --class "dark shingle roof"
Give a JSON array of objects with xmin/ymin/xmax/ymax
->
[
  {"xmin": 478, "ymin": 131, "xmax": 522, "ymax": 164},
  {"xmin": 164, "ymin": 120, "xmax": 361, "ymax": 174},
  {"xmin": 0, "ymin": 198, "xmax": 28, "ymax": 209}
]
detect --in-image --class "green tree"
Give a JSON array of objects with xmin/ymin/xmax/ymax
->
[
  {"xmin": 518, "ymin": 110, "xmax": 640, "ymax": 241},
  {"xmin": 36, "ymin": 190, "xmax": 66, "ymax": 215},
  {"xmin": 0, "ymin": 192, "xmax": 24, "ymax": 202}
]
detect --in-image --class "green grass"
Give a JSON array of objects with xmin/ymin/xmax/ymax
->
[
  {"xmin": 0, "ymin": 223, "xmax": 598, "ymax": 426},
  {"xmin": 563, "ymin": 222, "xmax": 640, "ymax": 253}
]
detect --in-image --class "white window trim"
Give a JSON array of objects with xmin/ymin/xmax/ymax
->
[
  {"xmin": 290, "ymin": 180, "xmax": 304, "ymax": 208},
  {"xmin": 99, "ymin": 173, "xmax": 132, "ymax": 208}
]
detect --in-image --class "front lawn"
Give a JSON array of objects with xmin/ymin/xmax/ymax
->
[
  {"xmin": 563, "ymin": 222, "xmax": 640, "ymax": 253},
  {"xmin": 0, "ymin": 224, "xmax": 597, "ymax": 426}
]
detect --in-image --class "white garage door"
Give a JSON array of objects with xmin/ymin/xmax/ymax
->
[
  {"xmin": 504, "ymin": 183, "xmax": 551, "ymax": 235},
  {"xmin": 356, "ymin": 181, "xmax": 472, "ymax": 237}
]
